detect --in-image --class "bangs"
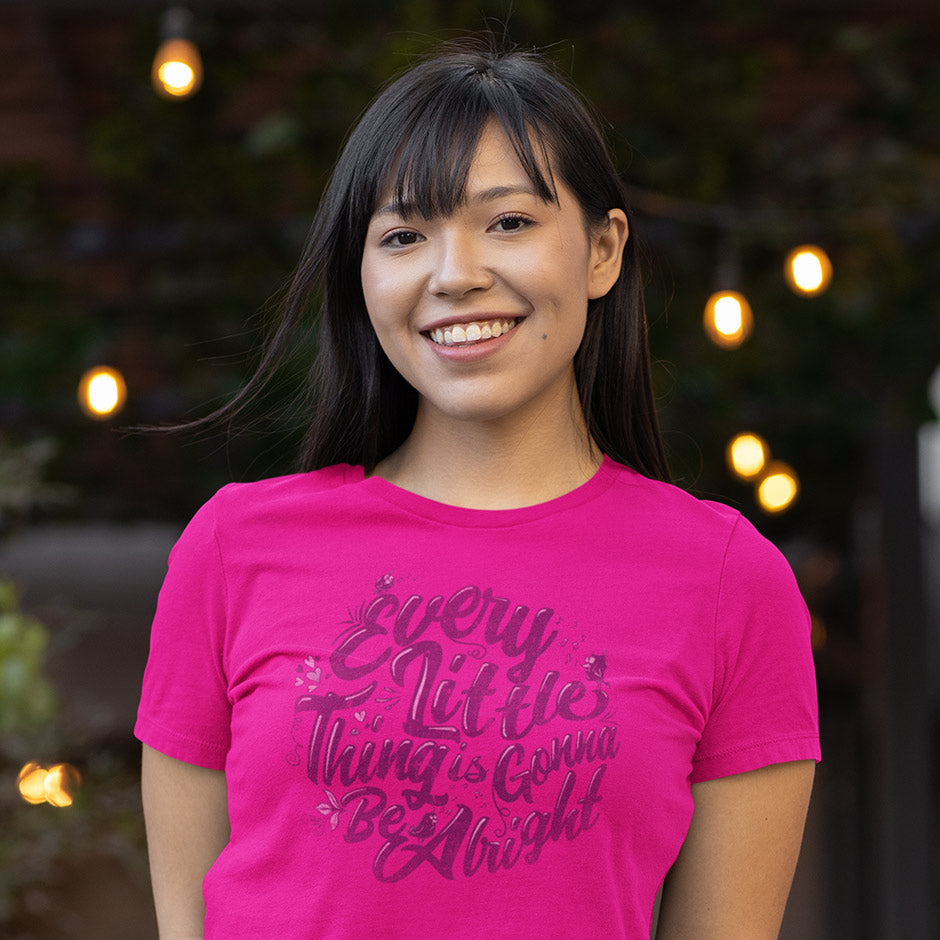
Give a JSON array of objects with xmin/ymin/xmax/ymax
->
[{"xmin": 366, "ymin": 69, "xmax": 559, "ymax": 220}]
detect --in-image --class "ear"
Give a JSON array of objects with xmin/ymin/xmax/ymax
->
[{"xmin": 587, "ymin": 209, "xmax": 629, "ymax": 300}]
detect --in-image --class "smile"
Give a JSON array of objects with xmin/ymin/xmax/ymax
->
[{"xmin": 427, "ymin": 319, "xmax": 518, "ymax": 347}]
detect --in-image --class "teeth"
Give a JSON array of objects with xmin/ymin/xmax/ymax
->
[{"xmin": 429, "ymin": 319, "xmax": 517, "ymax": 347}]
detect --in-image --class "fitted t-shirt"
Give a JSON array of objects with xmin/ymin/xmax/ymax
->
[{"xmin": 135, "ymin": 456, "xmax": 820, "ymax": 939}]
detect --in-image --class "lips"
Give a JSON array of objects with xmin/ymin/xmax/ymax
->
[{"xmin": 426, "ymin": 318, "xmax": 519, "ymax": 347}]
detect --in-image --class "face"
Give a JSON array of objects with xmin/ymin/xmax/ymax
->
[{"xmin": 360, "ymin": 123, "xmax": 626, "ymax": 432}]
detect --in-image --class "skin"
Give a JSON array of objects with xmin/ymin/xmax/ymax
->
[
  {"xmin": 655, "ymin": 761, "xmax": 816, "ymax": 939},
  {"xmin": 142, "ymin": 123, "xmax": 815, "ymax": 937},
  {"xmin": 361, "ymin": 122, "xmax": 628, "ymax": 508},
  {"xmin": 141, "ymin": 745, "xmax": 228, "ymax": 940}
]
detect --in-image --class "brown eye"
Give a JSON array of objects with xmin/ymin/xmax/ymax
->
[
  {"xmin": 382, "ymin": 230, "xmax": 423, "ymax": 247},
  {"xmin": 493, "ymin": 214, "xmax": 530, "ymax": 233}
]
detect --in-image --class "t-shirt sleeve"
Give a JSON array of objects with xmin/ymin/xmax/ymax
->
[
  {"xmin": 691, "ymin": 514, "xmax": 821, "ymax": 783},
  {"xmin": 135, "ymin": 493, "xmax": 231, "ymax": 770}
]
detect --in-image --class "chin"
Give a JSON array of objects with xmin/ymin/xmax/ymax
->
[{"xmin": 420, "ymin": 393, "xmax": 528, "ymax": 426}]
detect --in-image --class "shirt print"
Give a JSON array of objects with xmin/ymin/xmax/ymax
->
[{"xmin": 286, "ymin": 572, "xmax": 619, "ymax": 883}]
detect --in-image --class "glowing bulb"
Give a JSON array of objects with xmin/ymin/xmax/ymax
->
[
  {"xmin": 152, "ymin": 7, "xmax": 203, "ymax": 100},
  {"xmin": 43, "ymin": 764, "xmax": 81, "ymax": 808},
  {"xmin": 78, "ymin": 366, "xmax": 127, "ymax": 419},
  {"xmin": 757, "ymin": 461, "xmax": 800, "ymax": 513},
  {"xmin": 785, "ymin": 245, "xmax": 832, "ymax": 296},
  {"xmin": 727, "ymin": 433, "xmax": 768, "ymax": 481},
  {"xmin": 17, "ymin": 762, "xmax": 49, "ymax": 805},
  {"xmin": 158, "ymin": 57, "xmax": 195, "ymax": 93},
  {"xmin": 704, "ymin": 290, "xmax": 753, "ymax": 348},
  {"xmin": 153, "ymin": 38, "xmax": 202, "ymax": 98},
  {"xmin": 17, "ymin": 762, "xmax": 81, "ymax": 807}
]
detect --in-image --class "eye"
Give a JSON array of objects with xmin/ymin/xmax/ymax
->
[
  {"xmin": 380, "ymin": 230, "xmax": 424, "ymax": 248},
  {"xmin": 491, "ymin": 214, "xmax": 532, "ymax": 233}
]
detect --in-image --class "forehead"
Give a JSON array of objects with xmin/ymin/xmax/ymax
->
[
  {"xmin": 465, "ymin": 125, "xmax": 546, "ymax": 183},
  {"xmin": 371, "ymin": 118, "xmax": 558, "ymax": 220}
]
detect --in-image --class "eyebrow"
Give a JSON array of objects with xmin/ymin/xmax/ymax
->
[{"xmin": 371, "ymin": 184, "xmax": 541, "ymax": 220}]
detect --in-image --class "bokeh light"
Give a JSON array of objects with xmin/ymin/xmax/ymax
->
[
  {"xmin": 726, "ymin": 432, "xmax": 769, "ymax": 481},
  {"xmin": 785, "ymin": 245, "xmax": 833, "ymax": 296},
  {"xmin": 17, "ymin": 762, "xmax": 81, "ymax": 807},
  {"xmin": 78, "ymin": 366, "xmax": 127, "ymax": 419},
  {"xmin": 704, "ymin": 290, "xmax": 753, "ymax": 348},
  {"xmin": 43, "ymin": 764, "xmax": 81, "ymax": 807},
  {"xmin": 152, "ymin": 38, "xmax": 203, "ymax": 99},
  {"xmin": 17, "ymin": 762, "xmax": 49, "ymax": 805},
  {"xmin": 757, "ymin": 461, "xmax": 800, "ymax": 513}
]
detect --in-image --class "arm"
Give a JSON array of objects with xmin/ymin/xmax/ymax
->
[
  {"xmin": 141, "ymin": 744, "xmax": 230, "ymax": 940},
  {"xmin": 655, "ymin": 759, "xmax": 815, "ymax": 940}
]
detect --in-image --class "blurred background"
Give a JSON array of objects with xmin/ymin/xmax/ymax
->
[{"xmin": 0, "ymin": 0, "xmax": 937, "ymax": 936}]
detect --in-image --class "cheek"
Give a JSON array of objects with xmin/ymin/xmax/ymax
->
[
  {"xmin": 360, "ymin": 266, "xmax": 392, "ymax": 333},
  {"xmin": 360, "ymin": 260, "xmax": 414, "ymax": 332},
  {"xmin": 359, "ymin": 254, "xmax": 378, "ymax": 304}
]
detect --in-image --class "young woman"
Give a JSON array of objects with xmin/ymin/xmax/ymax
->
[{"xmin": 137, "ymin": 41, "xmax": 819, "ymax": 939}]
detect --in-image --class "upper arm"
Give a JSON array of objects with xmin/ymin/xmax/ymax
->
[
  {"xmin": 141, "ymin": 744, "xmax": 230, "ymax": 940},
  {"xmin": 655, "ymin": 759, "xmax": 815, "ymax": 940}
]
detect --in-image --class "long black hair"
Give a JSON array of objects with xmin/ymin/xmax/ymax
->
[{"xmin": 218, "ymin": 40, "xmax": 669, "ymax": 481}]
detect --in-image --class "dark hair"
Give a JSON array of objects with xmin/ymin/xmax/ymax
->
[{"xmin": 224, "ymin": 40, "xmax": 669, "ymax": 481}]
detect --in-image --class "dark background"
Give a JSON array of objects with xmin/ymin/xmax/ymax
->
[{"xmin": 0, "ymin": 1, "xmax": 937, "ymax": 936}]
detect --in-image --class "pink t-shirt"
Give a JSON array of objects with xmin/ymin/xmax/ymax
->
[{"xmin": 136, "ymin": 457, "xmax": 819, "ymax": 938}]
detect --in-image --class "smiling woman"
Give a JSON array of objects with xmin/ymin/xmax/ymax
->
[
  {"xmin": 360, "ymin": 123, "xmax": 629, "ymax": 490},
  {"xmin": 136, "ymin": 38, "xmax": 819, "ymax": 940}
]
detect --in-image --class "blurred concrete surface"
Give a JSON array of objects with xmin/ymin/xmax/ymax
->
[
  {"xmin": 0, "ymin": 521, "xmax": 180, "ymax": 940},
  {"xmin": 0, "ymin": 522, "xmax": 180, "ymax": 740}
]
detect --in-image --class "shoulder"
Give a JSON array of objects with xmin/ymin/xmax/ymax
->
[
  {"xmin": 601, "ymin": 460, "xmax": 798, "ymax": 590},
  {"xmin": 173, "ymin": 463, "xmax": 364, "ymax": 551},
  {"xmin": 218, "ymin": 462, "xmax": 362, "ymax": 501},
  {"xmin": 603, "ymin": 459, "xmax": 747, "ymax": 546},
  {"xmin": 204, "ymin": 463, "xmax": 362, "ymax": 518}
]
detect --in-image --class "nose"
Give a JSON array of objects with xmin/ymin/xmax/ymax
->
[{"xmin": 426, "ymin": 229, "xmax": 493, "ymax": 297}]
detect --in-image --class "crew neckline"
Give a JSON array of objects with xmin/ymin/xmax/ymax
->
[{"xmin": 352, "ymin": 455, "xmax": 623, "ymax": 528}]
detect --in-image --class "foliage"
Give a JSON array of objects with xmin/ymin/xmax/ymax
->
[
  {"xmin": 0, "ymin": 1, "xmax": 937, "ymax": 537},
  {"xmin": 0, "ymin": 438, "xmax": 73, "ymax": 533},
  {"xmin": 0, "ymin": 581, "xmax": 56, "ymax": 741},
  {"xmin": 0, "ymin": 444, "xmax": 145, "ymax": 934}
]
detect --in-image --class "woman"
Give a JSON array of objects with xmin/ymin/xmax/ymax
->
[{"xmin": 137, "ymin": 40, "xmax": 819, "ymax": 939}]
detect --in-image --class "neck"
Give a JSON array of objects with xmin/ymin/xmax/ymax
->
[{"xmin": 371, "ymin": 386, "xmax": 601, "ymax": 510}]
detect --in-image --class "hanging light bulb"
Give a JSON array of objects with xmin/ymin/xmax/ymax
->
[
  {"xmin": 704, "ymin": 290, "xmax": 753, "ymax": 349},
  {"xmin": 756, "ymin": 460, "xmax": 800, "ymax": 514},
  {"xmin": 152, "ymin": 7, "xmax": 203, "ymax": 100},
  {"xmin": 726, "ymin": 432, "xmax": 769, "ymax": 481},
  {"xmin": 78, "ymin": 366, "xmax": 127, "ymax": 419},
  {"xmin": 785, "ymin": 245, "xmax": 833, "ymax": 296},
  {"xmin": 703, "ymin": 228, "xmax": 753, "ymax": 349}
]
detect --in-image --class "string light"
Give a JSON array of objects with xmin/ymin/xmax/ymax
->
[
  {"xmin": 17, "ymin": 762, "xmax": 81, "ymax": 808},
  {"xmin": 78, "ymin": 366, "xmax": 127, "ymax": 419},
  {"xmin": 704, "ymin": 290, "xmax": 753, "ymax": 349},
  {"xmin": 726, "ymin": 432, "xmax": 768, "ymax": 481},
  {"xmin": 624, "ymin": 187, "xmax": 823, "ymax": 513},
  {"xmin": 756, "ymin": 461, "xmax": 800, "ymax": 514},
  {"xmin": 152, "ymin": 7, "xmax": 203, "ymax": 100},
  {"xmin": 725, "ymin": 434, "xmax": 801, "ymax": 513},
  {"xmin": 785, "ymin": 245, "xmax": 833, "ymax": 296}
]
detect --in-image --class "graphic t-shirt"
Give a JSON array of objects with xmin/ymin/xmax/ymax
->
[{"xmin": 135, "ymin": 457, "xmax": 820, "ymax": 939}]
